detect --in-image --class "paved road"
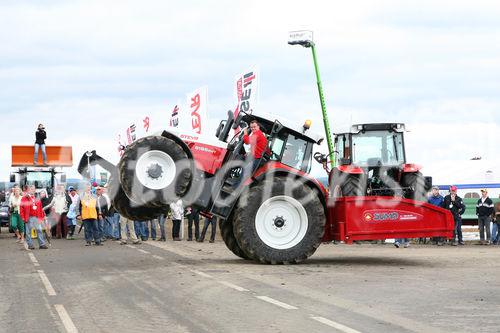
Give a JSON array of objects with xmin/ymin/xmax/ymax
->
[{"xmin": 1, "ymin": 229, "xmax": 499, "ymax": 333}]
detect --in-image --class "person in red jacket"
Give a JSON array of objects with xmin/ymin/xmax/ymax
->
[
  {"xmin": 20, "ymin": 185, "xmax": 48, "ymax": 250},
  {"xmin": 243, "ymin": 120, "xmax": 268, "ymax": 171}
]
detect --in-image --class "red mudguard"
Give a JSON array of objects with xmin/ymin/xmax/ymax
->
[{"xmin": 324, "ymin": 196, "xmax": 454, "ymax": 243}]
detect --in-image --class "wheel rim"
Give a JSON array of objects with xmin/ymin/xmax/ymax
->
[
  {"xmin": 135, "ymin": 150, "xmax": 176, "ymax": 190},
  {"xmin": 255, "ymin": 195, "xmax": 308, "ymax": 250}
]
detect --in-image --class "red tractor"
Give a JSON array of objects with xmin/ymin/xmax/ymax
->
[
  {"xmin": 78, "ymin": 110, "xmax": 453, "ymax": 264},
  {"xmin": 328, "ymin": 123, "xmax": 429, "ymax": 201}
]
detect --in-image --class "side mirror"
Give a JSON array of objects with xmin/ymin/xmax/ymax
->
[
  {"xmin": 218, "ymin": 111, "xmax": 235, "ymax": 142},
  {"xmin": 215, "ymin": 120, "xmax": 226, "ymax": 138},
  {"xmin": 9, "ymin": 174, "xmax": 15, "ymax": 183},
  {"xmin": 232, "ymin": 112, "xmax": 244, "ymax": 129},
  {"xmin": 271, "ymin": 121, "xmax": 283, "ymax": 135},
  {"xmin": 60, "ymin": 174, "xmax": 67, "ymax": 183}
]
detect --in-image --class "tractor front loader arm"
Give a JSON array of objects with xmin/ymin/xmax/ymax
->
[{"xmin": 77, "ymin": 150, "xmax": 118, "ymax": 179}]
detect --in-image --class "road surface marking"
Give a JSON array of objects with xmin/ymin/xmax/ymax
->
[
  {"xmin": 54, "ymin": 304, "xmax": 79, "ymax": 333},
  {"xmin": 171, "ymin": 262, "xmax": 187, "ymax": 268},
  {"xmin": 310, "ymin": 316, "xmax": 361, "ymax": 333},
  {"xmin": 152, "ymin": 255, "xmax": 164, "ymax": 260},
  {"xmin": 255, "ymin": 296, "xmax": 298, "ymax": 310},
  {"xmin": 28, "ymin": 253, "xmax": 40, "ymax": 267},
  {"xmin": 126, "ymin": 245, "xmax": 136, "ymax": 249},
  {"xmin": 137, "ymin": 249, "xmax": 150, "ymax": 254},
  {"xmin": 218, "ymin": 280, "xmax": 249, "ymax": 292},
  {"xmin": 37, "ymin": 270, "xmax": 56, "ymax": 296},
  {"xmin": 190, "ymin": 270, "xmax": 212, "ymax": 278}
]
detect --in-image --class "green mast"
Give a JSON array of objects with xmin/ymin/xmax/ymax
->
[{"xmin": 288, "ymin": 31, "xmax": 335, "ymax": 168}]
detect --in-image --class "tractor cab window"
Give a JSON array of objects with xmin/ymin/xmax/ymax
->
[
  {"xmin": 26, "ymin": 172, "xmax": 52, "ymax": 189},
  {"xmin": 282, "ymin": 135, "xmax": 308, "ymax": 170},
  {"xmin": 335, "ymin": 134, "xmax": 350, "ymax": 164},
  {"xmin": 269, "ymin": 134, "xmax": 312, "ymax": 172},
  {"xmin": 270, "ymin": 137, "xmax": 285, "ymax": 161},
  {"xmin": 352, "ymin": 131, "xmax": 405, "ymax": 167}
]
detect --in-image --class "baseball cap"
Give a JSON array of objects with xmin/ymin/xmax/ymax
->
[
  {"xmin": 450, "ymin": 185, "xmax": 457, "ymax": 191},
  {"xmin": 480, "ymin": 188, "xmax": 488, "ymax": 193},
  {"xmin": 432, "ymin": 185, "xmax": 440, "ymax": 190},
  {"xmin": 67, "ymin": 186, "xmax": 75, "ymax": 191}
]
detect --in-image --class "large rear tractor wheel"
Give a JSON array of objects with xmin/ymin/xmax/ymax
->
[
  {"xmin": 234, "ymin": 177, "xmax": 325, "ymax": 264},
  {"xmin": 107, "ymin": 175, "xmax": 165, "ymax": 221},
  {"xmin": 330, "ymin": 168, "xmax": 366, "ymax": 198},
  {"xmin": 119, "ymin": 136, "xmax": 193, "ymax": 208},
  {"xmin": 219, "ymin": 214, "xmax": 250, "ymax": 260},
  {"xmin": 401, "ymin": 171, "xmax": 426, "ymax": 202}
]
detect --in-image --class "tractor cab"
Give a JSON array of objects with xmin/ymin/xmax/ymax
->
[
  {"xmin": 331, "ymin": 123, "xmax": 429, "ymax": 199},
  {"xmin": 336, "ymin": 123, "xmax": 406, "ymax": 168},
  {"xmin": 209, "ymin": 111, "xmax": 322, "ymax": 218},
  {"xmin": 216, "ymin": 110, "xmax": 321, "ymax": 174}
]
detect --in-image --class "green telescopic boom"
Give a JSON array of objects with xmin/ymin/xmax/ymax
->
[
  {"xmin": 309, "ymin": 42, "xmax": 335, "ymax": 168},
  {"xmin": 288, "ymin": 31, "xmax": 335, "ymax": 168}
]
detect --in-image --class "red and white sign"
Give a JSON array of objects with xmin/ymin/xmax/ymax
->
[
  {"xmin": 186, "ymin": 86, "xmax": 208, "ymax": 135},
  {"xmin": 234, "ymin": 67, "xmax": 259, "ymax": 119},
  {"xmin": 363, "ymin": 210, "xmax": 424, "ymax": 223}
]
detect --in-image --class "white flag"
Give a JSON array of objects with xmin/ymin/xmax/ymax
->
[
  {"xmin": 186, "ymin": 86, "xmax": 208, "ymax": 135},
  {"xmin": 234, "ymin": 67, "xmax": 259, "ymax": 119}
]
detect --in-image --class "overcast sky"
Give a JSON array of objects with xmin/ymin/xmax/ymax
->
[{"xmin": 1, "ymin": 0, "xmax": 499, "ymax": 185}]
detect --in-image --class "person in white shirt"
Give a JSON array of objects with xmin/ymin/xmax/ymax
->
[
  {"xmin": 43, "ymin": 184, "xmax": 71, "ymax": 239},
  {"xmin": 66, "ymin": 186, "xmax": 80, "ymax": 239},
  {"xmin": 169, "ymin": 199, "xmax": 183, "ymax": 241}
]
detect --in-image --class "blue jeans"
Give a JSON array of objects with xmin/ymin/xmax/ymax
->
[
  {"xmin": 104, "ymin": 216, "xmax": 113, "ymax": 238},
  {"xmin": 25, "ymin": 216, "xmax": 46, "ymax": 248},
  {"xmin": 112, "ymin": 213, "xmax": 121, "ymax": 239},
  {"xmin": 395, "ymin": 238, "xmax": 409, "ymax": 245},
  {"xmin": 491, "ymin": 223, "xmax": 500, "ymax": 244},
  {"xmin": 98, "ymin": 218, "xmax": 105, "ymax": 240},
  {"xmin": 144, "ymin": 220, "xmax": 157, "ymax": 239},
  {"xmin": 158, "ymin": 214, "xmax": 166, "ymax": 240},
  {"xmin": 200, "ymin": 216, "xmax": 216, "ymax": 242},
  {"xmin": 34, "ymin": 143, "xmax": 47, "ymax": 165},
  {"xmin": 188, "ymin": 210, "xmax": 200, "ymax": 240},
  {"xmin": 134, "ymin": 221, "xmax": 146, "ymax": 239},
  {"xmin": 452, "ymin": 216, "xmax": 463, "ymax": 243},
  {"xmin": 83, "ymin": 219, "xmax": 100, "ymax": 243}
]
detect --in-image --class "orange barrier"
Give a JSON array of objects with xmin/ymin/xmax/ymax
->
[{"xmin": 12, "ymin": 145, "xmax": 73, "ymax": 167}]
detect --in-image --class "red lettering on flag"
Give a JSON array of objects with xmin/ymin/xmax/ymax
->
[
  {"xmin": 143, "ymin": 116, "xmax": 150, "ymax": 132},
  {"xmin": 190, "ymin": 94, "xmax": 202, "ymax": 134}
]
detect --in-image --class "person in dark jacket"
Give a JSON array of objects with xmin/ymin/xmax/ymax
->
[
  {"xmin": 186, "ymin": 206, "xmax": 200, "ymax": 241},
  {"xmin": 476, "ymin": 189, "xmax": 494, "ymax": 245},
  {"xmin": 443, "ymin": 185, "xmax": 466, "ymax": 246},
  {"xmin": 428, "ymin": 186, "xmax": 445, "ymax": 245},
  {"xmin": 34, "ymin": 123, "xmax": 48, "ymax": 165},
  {"xmin": 198, "ymin": 214, "xmax": 216, "ymax": 243}
]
